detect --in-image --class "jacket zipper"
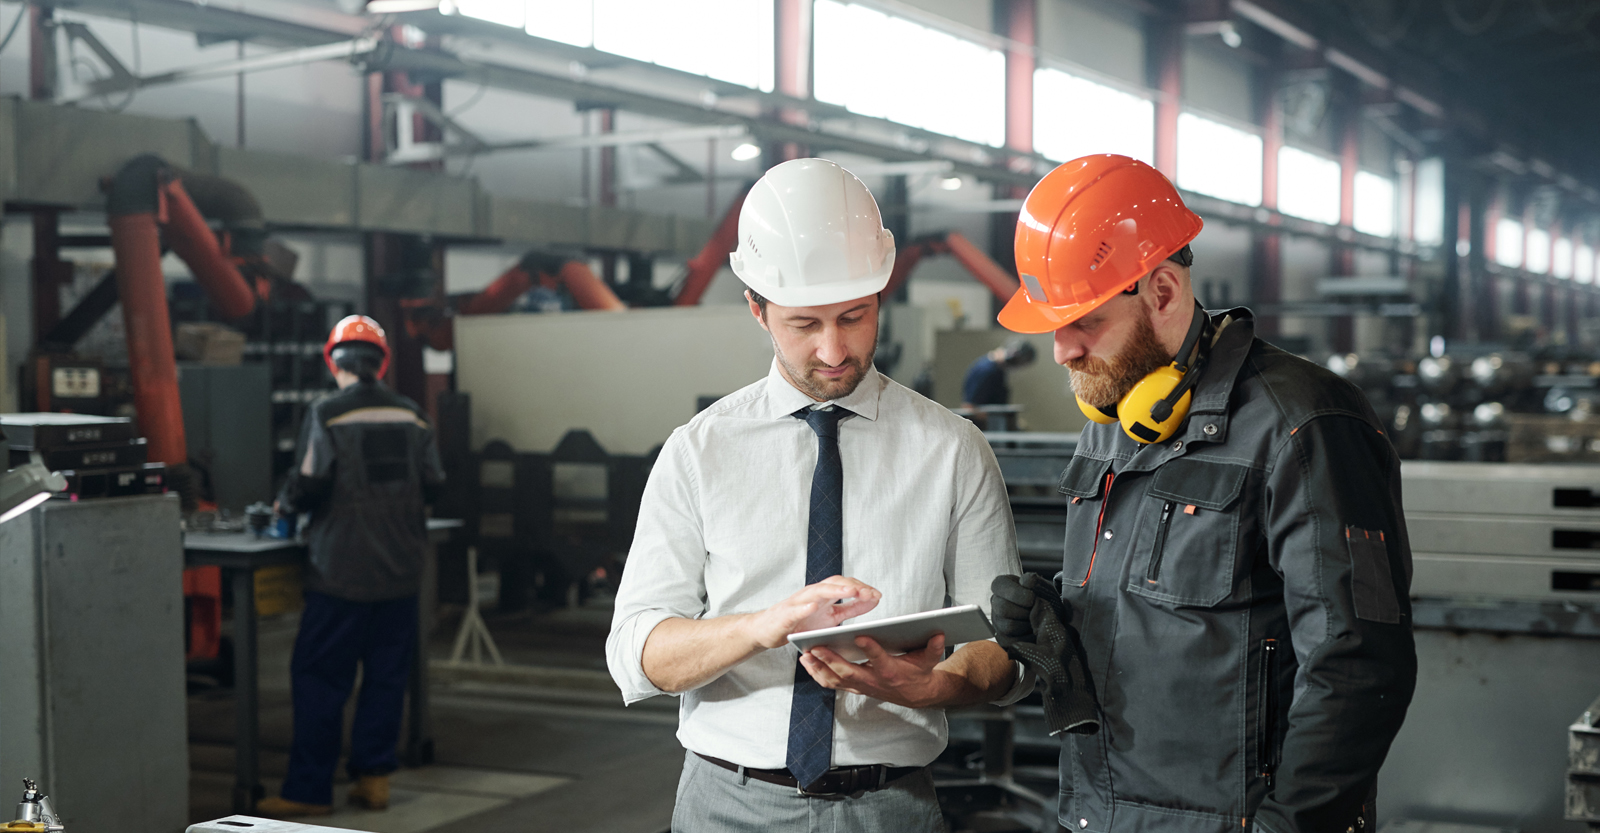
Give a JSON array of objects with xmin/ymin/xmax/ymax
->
[
  {"xmin": 1258, "ymin": 638, "xmax": 1280, "ymax": 788},
  {"xmin": 1078, "ymin": 472, "xmax": 1116, "ymax": 586},
  {"xmin": 1145, "ymin": 501, "xmax": 1175, "ymax": 584}
]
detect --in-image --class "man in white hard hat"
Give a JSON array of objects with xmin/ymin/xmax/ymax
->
[{"xmin": 607, "ymin": 158, "xmax": 1029, "ymax": 832}]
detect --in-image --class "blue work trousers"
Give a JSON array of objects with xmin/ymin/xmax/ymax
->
[{"xmin": 280, "ymin": 591, "xmax": 417, "ymax": 805}]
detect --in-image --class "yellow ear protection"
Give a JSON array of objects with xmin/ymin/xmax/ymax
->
[{"xmin": 1077, "ymin": 303, "xmax": 1210, "ymax": 444}]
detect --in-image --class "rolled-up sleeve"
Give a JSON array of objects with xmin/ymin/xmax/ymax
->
[
  {"xmin": 606, "ymin": 430, "xmax": 711, "ymax": 704},
  {"xmin": 944, "ymin": 423, "xmax": 1034, "ymax": 706}
]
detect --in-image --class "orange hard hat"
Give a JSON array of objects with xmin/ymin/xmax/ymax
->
[
  {"xmin": 324, "ymin": 314, "xmax": 390, "ymax": 378},
  {"xmin": 999, "ymin": 154, "xmax": 1203, "ymax": 334}
]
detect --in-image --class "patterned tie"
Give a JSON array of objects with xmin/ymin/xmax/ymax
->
[{"xmin": 786, "ymin": 405, "xmax": 850, "ymax": 791}]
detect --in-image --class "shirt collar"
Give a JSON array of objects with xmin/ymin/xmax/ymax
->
[{"xmin": 762, "ymin": 359, "xmax": 884, "ymax": 421}]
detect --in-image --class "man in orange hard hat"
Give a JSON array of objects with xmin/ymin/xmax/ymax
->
[
  {"xmin": 987, "ymin": 155, "xmax": 1416, "ymax": 833},
  {"xmin": 258, "ymin": 315, "xmax": 445, "ymax": 818}
]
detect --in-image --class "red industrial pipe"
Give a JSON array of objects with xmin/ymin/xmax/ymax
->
[
  {"xmin": 457, "ymin": 266, "xmax": 534, "ymax": 316},
  {"xmin": 942, "ymin": 231, "xmax": 1021, "ymax": 300},
  {"xmin": 162, "ymin": 179, "xmax": 257, "ymax": 320},
  {"xmin": 109, "ymin": 211, "xmax": 188, "ymax": 465},
  {"xmin": 558, "ymin": 260, "xmax": 626, "ymax": 311},
  {"xmin": 674, "ymin": 184, "xmax": 750, "ymax": 306}
]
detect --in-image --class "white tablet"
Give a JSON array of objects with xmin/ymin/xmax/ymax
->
[{"xmin": 787, "ymin": 604, "xmax": 996, "ymax": 663}]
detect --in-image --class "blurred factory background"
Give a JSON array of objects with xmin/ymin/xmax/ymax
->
[{"xmin": 0, "ymin": 0, "xmax": 1599, "ymax": 832}]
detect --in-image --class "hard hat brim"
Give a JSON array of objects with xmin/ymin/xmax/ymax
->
[
  {"xmin": 997, "ymin": 285, "xmax": 1120, "ymax": 334},
  {"xmin": 739, "ymin": 269, "xmax": 893, "ymax": 309}
]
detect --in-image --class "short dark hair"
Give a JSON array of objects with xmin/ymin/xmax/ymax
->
[{"xmin": 330, "ymin": 342, "xmax": 385, "ymax": 382}]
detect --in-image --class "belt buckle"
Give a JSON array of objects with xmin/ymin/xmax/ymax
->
[{"xmin": 796, "ymin": 766, "xmax": 877, "ymax": 798}]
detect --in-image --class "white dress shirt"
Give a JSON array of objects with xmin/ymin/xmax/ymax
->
[{"xmin": 606, "ymin": 361, "xmax": 1027, "ymax": 769}]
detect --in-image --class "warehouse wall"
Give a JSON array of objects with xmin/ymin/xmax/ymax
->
[{"xmin": 456, "ymin": 305, "xmax": 776, "ymax": 455}]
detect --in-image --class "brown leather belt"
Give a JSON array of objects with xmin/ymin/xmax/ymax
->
[{"xmin": 694, "ymin": 752, "xmax": 922, "ymax": 796}]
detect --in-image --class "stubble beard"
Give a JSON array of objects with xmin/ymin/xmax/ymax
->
[
  {"xmin": 1066, "ymin": 311, "xmax": 1174, "ymax": 409},
  {"xmin": 774, "ymin": 340, "xmax": 876, "ymax": 401}
]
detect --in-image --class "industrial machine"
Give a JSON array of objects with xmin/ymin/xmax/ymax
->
[
  {"xmin": 8, "ymin": 779, "xmax": 65, "ymax": 833},
  {"xmin": 1380, "ymin": 462, "xmax": 1600, "ymax": 832},
  {"xmin": 0, "ymin": 493, "xmax": 189, "ymax": 833}
]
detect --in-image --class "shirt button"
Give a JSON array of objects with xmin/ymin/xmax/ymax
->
[
  {"xmin": 1079, "ymin": 820, "xmax": 1089, "ymax": 829},
  {"xmin": 1203, "ymin": 423, "xmax": 1219, "ymax": 436},
  {"xmin": 1103, "ymin": 530, "xmax": 1113, "ymax": 540},
  {"xmin": 1171, "ymin": 440, "xmax": 1183, "ymax": 451}
]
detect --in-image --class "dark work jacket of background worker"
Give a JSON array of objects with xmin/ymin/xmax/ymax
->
[
  {"xmin": 270, "ymin": 372, "xmax": 445, "ymax": 811},
  {"xmin": 1053, "ymin": 308, "xmax": 1415, "ymax": 833},
  {"xmin": 279, "ymin": 380, "xmax": 445, "ymax": 600}
]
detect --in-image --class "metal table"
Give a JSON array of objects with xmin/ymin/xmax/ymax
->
[{"xmin": 184, "ymin": 518, "xmax": 461, "ymax": 814}]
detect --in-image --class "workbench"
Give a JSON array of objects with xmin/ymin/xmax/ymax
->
[{"xmin": 184, "ymin": 518, "xmax": 461, "ymax": 814}]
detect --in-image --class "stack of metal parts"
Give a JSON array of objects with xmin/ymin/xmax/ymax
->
[
  {"xmin": 1, "ymin": 413, "xmax": 165, "ymax": 500},
  {"xmin": 1330, "ymin": 350, "xmax": 1600, "ymax": 463},
  {"xmin": 1379, "ymin": 462, "xmax": 1600, "ymax": 831},
  {"xmin": 1571, "ymin": 694, "xmax": 1600, "ymax": 830}
]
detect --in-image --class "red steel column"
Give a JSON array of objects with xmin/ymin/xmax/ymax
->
[
  {"xmin": 1150, "ymin": 15, "xmax": 1183, "ymax": 181},
  {"xmin": 999, "ymin": 0, "xmax": 1036, "ymax": 157},
  {"xmin": 774, "ymin": 0, "xmax": 813, "ymax": 162}
]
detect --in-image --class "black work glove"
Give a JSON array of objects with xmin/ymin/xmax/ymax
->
[{"xmin": 991, "ymin": 573, "xmax": 1100, "ymax": 736}]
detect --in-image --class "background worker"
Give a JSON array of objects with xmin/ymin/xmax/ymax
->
[
  {"xmin": 257, "ymin": 315, "xmax": 446, "ymax": 818},
  {"xmin": 989, "ymin": 155, "xmax": 1416, "ymax": 833},
  {"xmin": 606, "ymin": 158, "xmax": 1029, "ymax": 832},
  {"xmin": 960, "ymin": 338, "xmax": 1036, "ymax": 407}
]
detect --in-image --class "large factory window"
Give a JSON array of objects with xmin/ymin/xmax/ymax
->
[
  {"xmin": 1175, "ymin": 112, "xmax": 1262, "ymax": 207},
  {"xmin": 1276, "ymin": 146, "xmax": 1341, "ymax": 226},
  {"xmin": 1526, "ymin": 227, "xmax": 1551, "ymax": 275},
  {"xmin": 1554, "ymin": 237, "xmax": 1574, "ymax": 279},
  {"xmin": 1577, "ymin": 243, "xmax": 1595, "ymax": 284},
  {"xmin": 814, "ymin": 0, "xmax": 1006, "ymax": 147},
  {"xmin": 1033, "ymin": 68, "xmax": 1155, "ymax": 165},
  {"xmin": 1413, "ymin": 157, "xmax": 1446, "ymax": 247},
  {"xmin": 1353, "ymin": 171, "xmax": 1397, "ymax": 238},
  {"xmin": 502, "ymin": 0, "xmax": 775, "ymax": 91},
  {"xmin": 1495, "ymin": 218, "xmax": 1525, "ymax": 269}
]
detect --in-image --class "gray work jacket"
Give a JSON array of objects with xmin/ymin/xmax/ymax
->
[
  {"xmin": 278, "ymin": 381, "xmax": 445, "ymax": 602},
  {"xmin": 1055, "ymin": 309, "xmax": 1416, "ymax": 833}
]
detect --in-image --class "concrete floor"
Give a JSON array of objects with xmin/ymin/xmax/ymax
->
[{"xmin": 187, "ymin": 596, "xmax": 684, "ymax": 833}]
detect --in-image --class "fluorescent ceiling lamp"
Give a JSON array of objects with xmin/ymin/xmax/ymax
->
[
  {"xmin": 0, "ymin": 463, "xmax": 67, "ymax": 525},
  {"xmin": 366, "ymin": 0, "xmax": 442, "ymax": 12},
  {"xmin": 814, "ymin": 0, "xmax": 1005, "ymax": 147},
  {"xmin": 730, "ymin": 142, "xmax": 761, "ymax": 162},
  {"xmin": 1577, "ymin": 244, "xmax": 1595, "ymax": 284},
  {"xmin": 1353, "ymin": 171, "xmax": 1396, "ymax": 238},
  {"xmin": 1033, "ymin": 68, "xmax": 1154, "ymax": 165},
  {"xmin": 1494, "ymin": 218, "xmax": 1524, "ymax": 268},
  {"xmin": 941, "ymin": 176, "xmax": 963, "ymax": 191},
  {"xmin": 1413, "ymin": 157, "xmax": 1445, "ymax": 247},
  {"xmin": 1277, "ymin": 146, "xmax": 1341, "ymax": 226},
  {"xmin": 1526, "ymin": 228, "xmax": 1551, "ymax": 274},
  {"xmin": 1176, "ymin": 112, "xmax": 1262, "ymax": 207},
  {"xmin": 1554, "ymin": 236, "xmax": 1573, "ymax": 279}
]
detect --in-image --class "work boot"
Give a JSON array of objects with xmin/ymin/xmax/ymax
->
[
  {"xmin": 254, "ymin": 796, "xmax": 333, "ymax": 818},
  {"xmin": 348, "ymin": 775, "xmax": 390, "ymax": 810}
]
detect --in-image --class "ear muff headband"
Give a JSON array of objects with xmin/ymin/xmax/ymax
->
[{"xmin": 1073, "ymin": 304, "xmax": 1210, "ymax": 444}]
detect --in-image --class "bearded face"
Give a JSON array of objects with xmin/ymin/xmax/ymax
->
[
  {"xmin": 1064, "ymin": 309, "xmax": 1175, "ymax": 410},
  {"xmin": 772, "ymin": 339, "xmax": 875, "ymax": 401}
]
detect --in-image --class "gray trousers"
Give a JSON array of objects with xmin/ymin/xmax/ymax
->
[{"xmin": 671, "ymin": 751, "xmax": 950, "ymax": 833}]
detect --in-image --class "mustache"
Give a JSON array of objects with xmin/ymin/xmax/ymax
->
[
  {"xmin": 807, "ymin": 357, "xmax": 864, "ymax": 373},
  {"xmin": 1065, "ymin": 356, "xmax": 1111, "ymax": 375}
]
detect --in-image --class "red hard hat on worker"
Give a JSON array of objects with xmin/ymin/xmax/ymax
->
[
  {"xmin": 323, "ymin": 314, "xmax": 390, "ymax": 378},
  {"xmin": 999, "ymin": 154, "xmax": 1203, "ymax": 334}
]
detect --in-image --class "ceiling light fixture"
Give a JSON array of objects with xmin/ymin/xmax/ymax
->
[
  {"xmin": 730, "ymin": 142, "xmax": 761, "ymax": 162},
  {"xmin": 940, "ymin": 176, "xmax": 963, "ymax": 191}
]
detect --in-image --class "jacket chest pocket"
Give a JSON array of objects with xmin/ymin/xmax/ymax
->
[
  {"xmin": 1128, "ymin": 458, "xmax": 1252, "ymax": 607},
  {"xmin": 1057, "ymin": 455, "xmax": 1114, "ymax": 588}
]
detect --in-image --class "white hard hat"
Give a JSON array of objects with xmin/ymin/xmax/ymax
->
[{"xmin": 729, "ymin": 158, "xmax": 895, "ymax": 308}]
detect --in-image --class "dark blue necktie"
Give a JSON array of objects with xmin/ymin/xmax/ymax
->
[{"xmin": 787, "ymin": 405, "xmax": 850, "ymax": 791}]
